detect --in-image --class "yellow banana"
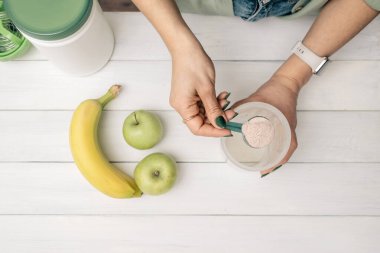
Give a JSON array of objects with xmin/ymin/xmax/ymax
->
[{"xmin": 70, "ymin": 85, "xmax": 142, "ymax": 198}]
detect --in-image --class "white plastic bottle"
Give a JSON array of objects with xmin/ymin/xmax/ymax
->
[{"xmin": 4, "ymin": 0, "xmax": 114, "ymax": 76}]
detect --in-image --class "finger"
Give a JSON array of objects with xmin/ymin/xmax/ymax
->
[
  {"xmin": 186, "ymin": 117, "xmax": 231, "ymax": 137},
  {"xmin": 229, "ymin": 97, "xmax": 253, "ymax": 110},
  {"xmin": 224, "ymin": 109, "xmax": 238, "ymax": 120},
  {"xmin": 203, "ymin": 98, "xmax": 232, "ymax": 120},
  {"xmin": 176, "ymin": 99, "xmax": 200, "ymax": 124},
  {"xmin": 198, "ymin": 86, "xmax": 226, "ymax": 129},
  {"xmin": 260, "ymin": 166, "xmax": 279, "ymax": 177},
  {"xmin": 174, "ymin": 92, "xmax": 228, "ymax": 137},
  {"xmin": 260, "ymin": 131, "xmax": 298, "ymax": 177},
  {"xmin": 177, "ymin": 100, "xmax": 231, "ymax": 137},
  {"xmin": 218, "ymin": 98, "xmax": 231, "ymax": 111},
  {"xmin": 202, "ymin": 93, "xmax": 230, "ymax": 113},
  {"xmin": 203, "ymin": 109, "xmax": 236, "ymax": 122},
  {"xmin": 199, "ymin": 106, "xmax": 205, "ymax": 115},
  {"xmin": 217, "ymin": 91, "xmax": 231, "ymax": 100},
  {"xmin": 260, "ymin": 143, "xmax": 295, "ymax": 176},
  {"xmin": 203, "ymin": 110, "xmax": 235, "ymax": 134}
]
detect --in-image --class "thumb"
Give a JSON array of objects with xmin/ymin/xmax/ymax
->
[{"xmin": 198, "ymin": 86, "xmax": 226, "ymax": 129}]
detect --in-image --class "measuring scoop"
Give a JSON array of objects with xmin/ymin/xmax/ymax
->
[{"xmin": 225, "ymin": 116, "xmax": 275, "ymax": 149}]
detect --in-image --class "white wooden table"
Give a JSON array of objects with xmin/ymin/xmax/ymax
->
[{"xmin": 1, "ymin": 13, "xmax": 380, "ymax": 253}]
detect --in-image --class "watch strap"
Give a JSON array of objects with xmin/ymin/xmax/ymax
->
[{"xmin": 291, "ymin": 41, "xmax": 328, "ymax": 74}]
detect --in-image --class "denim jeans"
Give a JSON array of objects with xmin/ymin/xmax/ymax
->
[{"xmin": 233, "ymin": 0, "xmax": 299, "ymax": 22}]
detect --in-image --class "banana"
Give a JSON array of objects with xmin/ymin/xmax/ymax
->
[{"xmin": 70, "ymin": 85, "xmax": 142, "ymax": 198}]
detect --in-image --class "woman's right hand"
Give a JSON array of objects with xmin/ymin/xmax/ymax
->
[
  {"xmin": 170, "ymin": 45, "xmax": 236, "ymax": 137},
  {"xmin": 131, "ymin": 0, "xmax": 235, "ymax": 136}
]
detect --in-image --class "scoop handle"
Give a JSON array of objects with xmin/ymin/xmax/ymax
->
[{"xmin": 225, "ymin": 121, "xmax": 242, "ymax": 133}]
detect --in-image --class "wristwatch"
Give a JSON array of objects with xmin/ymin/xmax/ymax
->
[{"xmin": 291, "ymin": 41, "xmax": 329, "ymax": 75}]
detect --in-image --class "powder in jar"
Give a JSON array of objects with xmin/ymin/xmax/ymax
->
[{"xmin": 242, "ymin": 117, "xmax": 274, "ymax": 148}]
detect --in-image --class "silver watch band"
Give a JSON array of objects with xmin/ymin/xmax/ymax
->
[{"xmin": 291, "ymin": 41, "xmax": 328, "ymax": 75}]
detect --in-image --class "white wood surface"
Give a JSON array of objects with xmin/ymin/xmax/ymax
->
[
  {"xmin": 17, "ymin": 13, "xmax": 380, "ymax": 61},
  {"xmin": 1, "ymin": 216, "xmax": 380, "ymax": 253},
  {"xmin": 0, "ymin": 12, "xmax": 379, "ymax": 253},
  {"xmin": 1, "ymin": 61, "xmax": 380, "ymax": 110},
  {"xmin": 0, "ymin": 162, "xmax": 379, "ymax": 215},
  {"xmin": 0, "ymin": 111, "xmax": 379, "ymax": 162}
]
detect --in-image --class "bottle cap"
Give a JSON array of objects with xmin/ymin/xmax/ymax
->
[{"xmin": 4, "ymin": 0, "xmax": 92, "ymax": 41}]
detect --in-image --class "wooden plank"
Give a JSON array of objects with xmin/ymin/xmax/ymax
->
[
  {"xmin": 0, "ymin": 216, "xmax": 379, "ymax": 253},
  {"xmin": 0, "ymin": 111, "xmax": 379, "ymax": 163},
  {"xmin": 0, "ymin": 162, "xmax": 379, "ymax": 215},
  {"xmin": 1, "ymin": 61, "xmax": 379, "ymax": 110},
  {"xmin": 16, "ymin": 13, "xmax": 380, "ymax": 61}
]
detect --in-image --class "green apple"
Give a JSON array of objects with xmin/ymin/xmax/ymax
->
[
  {"xmin": 123, "ymin": 110, "xmax": 163, "ymax": 150},
  {"xmin": 134, "ymin": 153, "xmax": 177, "ymax": 195}
]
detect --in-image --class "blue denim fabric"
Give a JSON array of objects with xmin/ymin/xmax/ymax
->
[{"xmin": 233, "ymin": 0, "xmax": 299, "ymax": 22}]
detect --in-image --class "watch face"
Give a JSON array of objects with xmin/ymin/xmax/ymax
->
[{"xmin": 314, "ymin": 58, "xmax": 329, "ymax": 75}]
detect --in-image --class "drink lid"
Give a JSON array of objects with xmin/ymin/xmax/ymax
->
[{"xmin": 4, "ymin": 0, "xmax": 92, "ymax": 41}]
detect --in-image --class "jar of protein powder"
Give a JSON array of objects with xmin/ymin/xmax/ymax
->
[{"xmin": 4, "ymin": 0, "xmax": 114, "ymax": 76}]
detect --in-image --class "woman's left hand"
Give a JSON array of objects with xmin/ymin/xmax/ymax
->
[{"xmin": 230, "ymin": 74, "xmax": 300, "ymax": 176}]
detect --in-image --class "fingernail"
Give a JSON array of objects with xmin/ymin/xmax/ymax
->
[
  {"xmin": 230, "ymin": 112, "xmax": 239, "ymax": 120},
  {"xmin": 215, "ymin": 116, "xmax": 226, "ymax": 128},
  {"xmin": 272, "ymin": 165, "xmax": 283, "ymax": 172},
  {"xmin": 261, "ymin": 165, "xmax": 282, "ymax": 178},
  {"xmin": 222, "ymin": 101, "xmax": 230, "ymax": 111},
  {"xmin": 224, "ymin": 134, "xmax": 233, "ymax": 137},
  {"xmin": 225, "ymin": 92, "xmax": 231, "ymax": 99}
]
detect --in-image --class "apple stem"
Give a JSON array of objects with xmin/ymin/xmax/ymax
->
[
  {"xmin": 154, "ymin": 170, "xmax": 160, "ymax": 177},
  {"xmin": 133, "ymin": 112, "xmax": 139, "ymax": 125}
]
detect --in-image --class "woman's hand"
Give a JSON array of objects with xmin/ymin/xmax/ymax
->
[
  {"xmin": 131, "ymin": 0, "xmax": 237, "ymax": 137},
  {"xmin": 170, "ymin": 45, "xmax": 236, "ymax": 137},
  {"xmin": 231, "ymin": 74, "xmax": 300, "ymax": 176}
]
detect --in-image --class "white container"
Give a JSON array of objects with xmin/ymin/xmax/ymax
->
[
  {"xmin": 221, "ymin": 102, "xmax": 291, "ymax": 172},
  {"xmin": 5, "ymin": 0, "xmax": 114, "ymax": 76}
]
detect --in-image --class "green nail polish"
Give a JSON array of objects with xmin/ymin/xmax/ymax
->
[
  {"xmin": 272, "ymin": 165, "xmax": 283, "ymax": 172},
  {"xmin": 224, "ymin": 134, "xmax": 233, "ymax": 137},
  {"xmin": 261, "ymin": 165, "xmax": 282, "ymax": 178},
  {"xmin": 225, "ymin": 92, "xmax": 231, "ymax": 99},
  {"xmin": 215, "ymin": 116, "xmax": 226, "ymax": 128},
  {"xmin": 222, "ymin": 101, "xmax": 230, "ymax": 111},
  {"xmin": 230, "ymin": 112, "xmax": 239, "ymax": 120}
]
